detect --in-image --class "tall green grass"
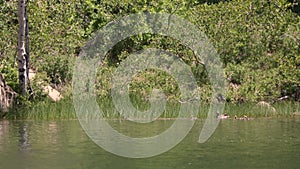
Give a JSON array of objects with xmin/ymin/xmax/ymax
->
[
  {"xmin": 5, "ymin": 98, "xmax": 76, "ymax": 120},
  {"xmin": 3, "ymin": 96, "xmax": 300, "ymax": 120},
  {"xmin": 222, "ymin": 101, "xmax": 300, "ymax": 118}
]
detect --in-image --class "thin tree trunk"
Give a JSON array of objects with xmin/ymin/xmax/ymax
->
[
  {"xmin": 17, "ymin": 0, "xmax": 31, "ymax": 97},
  {"xmin": 24, "ymin": 1, "xmax": 32, "ymax": 97}
]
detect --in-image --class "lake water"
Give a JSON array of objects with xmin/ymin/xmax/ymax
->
[{"xmin": 0, "ymin": 118, "xmax": 299, "ymax": 169}]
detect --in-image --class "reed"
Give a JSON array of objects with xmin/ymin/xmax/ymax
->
[
  {"xmin": 4, "ymin": 96, "xmax": 300, "ymax": 120},
  {"xmin": 6, "ymin": 98, "xmax": 77, "ymax": 120},
  {"xmin": 222, "ymin": 101, "xmax": 300, "ymax": 118}
]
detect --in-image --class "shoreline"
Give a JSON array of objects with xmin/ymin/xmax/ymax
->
[
  {"xmin": 1, "ymin": 99, "xmax": 299, "ymax": 121},
  {"xmin": 2, "ymin": 115, "xmax": 300, "ymax": 121}
]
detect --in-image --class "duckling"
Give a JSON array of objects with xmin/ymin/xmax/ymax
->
[
  {"xmin": 191, "ymin": 116, "xmax": 197, "ymax": 121},
  {"xmin": 234, "ymin": 115, "xmax": 251, "ymax": 120},
  {"xmin": 217, "ymin": 113, "xmax": 230, "ymax": 119},
  {"xmin": 243, "ymin": 115, "xmax": 249, "ymax": 120}
]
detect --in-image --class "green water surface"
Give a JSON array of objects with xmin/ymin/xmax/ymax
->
[{"xmin": 0, "ymin": 118, "xmax": 299, "ymax": 169}]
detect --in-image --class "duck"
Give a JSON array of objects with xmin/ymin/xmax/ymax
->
[{"xmin": 216, "ymin": 112, "xmax": 230, "ymax": 119}]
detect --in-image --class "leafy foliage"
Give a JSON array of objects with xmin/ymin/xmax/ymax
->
[
  {"xmin": 190, "ymin": 0, "xmax": 300, "ymax": 102},
  {"xmin": 0, "ymin": 0, "xmax": 299, "ymax": 106}
]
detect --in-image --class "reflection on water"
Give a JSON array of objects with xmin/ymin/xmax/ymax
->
[
  {"xmin": 18, "ymin": 123, "xmax": 30, "ymax": 152},
  {"xmin": 47, "ymin": 122, "xmax": 58, "ymax": 144},
  {"xmin": 0, "ymin": 118, "xmax": 299, "ymax": 169},
  {"xmin": 0, "ymin": 120, "xmax": 9, "ymax": 151}
]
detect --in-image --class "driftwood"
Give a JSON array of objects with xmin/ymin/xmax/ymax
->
[{"xmin": 0, "ymin": 74, "xmax": 17, "ymax": 112}]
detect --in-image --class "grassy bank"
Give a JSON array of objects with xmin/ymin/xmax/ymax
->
[{"xmin": 3, "ymin": 96, "xmax": 299, "ymax": 120}]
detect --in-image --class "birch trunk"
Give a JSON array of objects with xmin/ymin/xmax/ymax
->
[
  {"xmin": 17, "ymin": 0, "xmax": 31, "ymax": 96},
  {"xmin": 24, "ymin": 0, "xmax": 32, "ymax": 96}
]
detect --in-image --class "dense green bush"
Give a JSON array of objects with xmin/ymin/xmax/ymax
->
[
  {"xmin": 89, "ymin": 0, "xmax": 299, "ymax": 102},
  {"xmin": 190, "ymin": 0, "xmax": 300, "ymax": 102},
  {"xmin": 0, "ymin": 59, "xmax": 18, "ymax": 92},
  {"xmin": 27, "ymin": 0, "xmax": 85, "ymax": 87},
  {"xmin": 0, "ymin": 0, "xmax": 18, "ymax": 90}
]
